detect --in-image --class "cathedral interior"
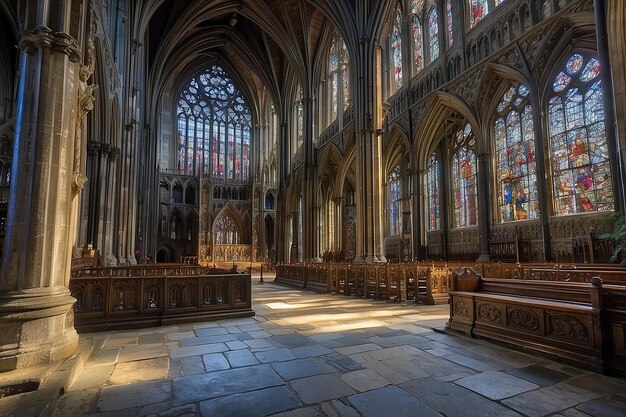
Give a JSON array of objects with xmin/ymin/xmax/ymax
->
[{"xmin": 2, "ymin": 0, "xmax": 626, "ymax": 416}]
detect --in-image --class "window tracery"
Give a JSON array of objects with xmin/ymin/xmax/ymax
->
[
  {"xmin": 214, "ymin": 213, "xmax": 239, "ymax": 244},
  {"xmin": 451, "ymin": 124, "xmax": 478, "ymax": 227},
  {"xmin": 177, "ymin": 65, "xmax": 251, "ymax": 180},
  {"xmin": 294, "ymin": 85, "xmax": 304, "ymax": 155},
  {"xmin": 494, "ymin": 84, "xmax": 538, "ymax": 222},
  {"xmin": 409, "ymin": 0, "xmax": 441, "ymax": 77},
  {"xmin": 391, "ymin": 2, "xmax": 404, "ymax": 92},
  {"xmin": 427, "ymin": 153, "xmax": 440, "ymax": 230},
  {"xmin": 326, "ymin": 32, "xmax": 350, "ymax": 127},
  {"xmin": 388, "ymin": 165, "xmax": 402, "ymax": 235},
  {"xmin": 548, "ymin": 53, "xmax": 613, "ymax": 215}
]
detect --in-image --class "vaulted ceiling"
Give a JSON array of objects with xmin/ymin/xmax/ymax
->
[{"xmin": 143, "ymin": 0, "xmax": 339, "ymax": 114}]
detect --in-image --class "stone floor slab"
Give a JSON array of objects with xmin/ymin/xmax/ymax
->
[
  {"xmin": 505, "ymin": 364, "xmax": 572, "ymax": 387},
  {"xmin": 98, "ymin": 380, "xmax": 171, "ymax": 411},
  {"xmin": 455, "ymin": 370, "xmax": 539, "ymax": 400},
  {"xmin": 576, "ymin": 398, "xmax": 626, "ymax": 417},
  {"xmin": 271, "ymin": 358, "xmax": 333, "ymax": 380},
  {"xmin": 170, "ymin": 343, "xmax": 229, "ymax": 359},
  {"xmin": 224, "ymin": 350, "xmax": 259, "ymax": 368},
  {"xmin": 348, "ymin": 386, "xmax": 441, "ymax": 417},
  {"xmin": 108, "ymin": 357, "xmax": 169, "ymax": 385},
  {"xmin": 340, "ymin": 369, "xmax": 391, "ymax": 392},
  {"xmin": 201, "ymin": 353, "xmax": 230, "ymax": 371},
  {"xmin": 254, "ymin": 348, "xmax": 296, "ymax": 363},
  {"xmin": 290, "ymin": 374, "xmax": 355, "ymax": 404},
  {"xmin": 172, "ymin": 364, "xmax": 283, "ymax": 406},
  {"xmin": 401, "ymin": 377, "xmax": 522, "ymax": 417},
  {"xmin": 199, "ymin": 386, "xmax": 300, "ymax": 417}
]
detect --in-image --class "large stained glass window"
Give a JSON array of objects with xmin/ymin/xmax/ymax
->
[
  {"xmin": 388, "ymin": 165, "xmax": 402, "ymax": 235},
  {"xmin": 411, "ymin": 0, "xmax": 425, "ymax": 74},
  {"xmin": 494, "ymin": 84, "xmax": 538, "ymax": 222},
  {"xmin": 548, "ymin": 53, "xmax": 613, "ymax": 215},
  {"xmin": 469, "ymin": 0, "xmax": 489, "ymax": 28},
  {"xmin": 427, "ymin": 153, "xmax": 440, "ymax": 230},
  {"xmin": 427, "ymin": 0, "xmax": 439, "ymax": 62},
  {"xmin": 446, "ymin": 0, "xmax": 453, "ymax": 47},
  {"xmin": 326, "ymin": 32, "xmax": 350, "ymax": 127},
  {"xmin": 451, "ymin": 124, "xmax": 478, "ymax": 227},
  {"xmin": 177, "ymin": 65, "xmax": 251, "ymax": 180},
  {"xmin": 391, "ymin": 2, "xmax": 404, "ymax": 92}
]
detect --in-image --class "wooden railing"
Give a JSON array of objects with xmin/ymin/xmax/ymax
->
[
  {"xmin": 70, "ymin": 265, "xmax": 253, "ymax": 332},
  {"xmin": 276, "ymin": 260, "xmax": 626, "ymax": 305}
]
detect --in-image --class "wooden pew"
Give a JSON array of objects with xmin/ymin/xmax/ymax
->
[{"xmin": 447, "ymin": 268, "xmax": 607, "ymax": 373}]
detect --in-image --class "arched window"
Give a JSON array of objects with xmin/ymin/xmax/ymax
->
[
  {"xmin": 426, "ymin": 0, "xmax": 440, "ymax": 62},
  {"xmin": 388, "ymin": 165, "xmax": 402, "ymax": 235},
  {"xmin": 548, "ymin": 53, "xmax": 613, "ymax": 215},
  {"xmin": 446, "ymin": 0, "xmax": 453, "ymax": 47},
  {"xmin": 326, "ymin": 32, "xmax": 350, "ymax": 127},
  {"xmin": 410, "ymin": 0, "xmax": 440, "ymax": 75},
  {"xmin": 390, "ymin": 2, "xmax": 404, "ymax": 92},
  {"xmin": 294, "ymin": 85, "xmax": 304, "ymax": 155},
  {"xmin": 411, "ymin": 1, "xmax": 425, "ymax": 74},
  {"xmin": 494, "ymin": 84, "xmax": 538, "ymax": 222},
  {"xmin": 214, "ymin": 213, "xmax": 239, "ymax": 244},
  {"xmin": 451, "ymin": 124, "xmax": 478, "ymax": 227},
  {"xmin": 469, "ymin": 0, "xmax": 489, "ymax": 28},
  {"xmin": 427, "ymin": 153, "xmax": 440, "ymax": 230},
  {"xmin": 177, "ymin": 65, "xmax": 252, "ymax": 180}
]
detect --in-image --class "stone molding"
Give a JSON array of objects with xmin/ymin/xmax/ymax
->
[{"xmin": 19, "ymin": 26, "xmax": 81, "ymax": 63}]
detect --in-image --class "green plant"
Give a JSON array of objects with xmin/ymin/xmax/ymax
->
[{"xmin": 600, "ymin": 212, "xmax": 626, "ymax": 264}]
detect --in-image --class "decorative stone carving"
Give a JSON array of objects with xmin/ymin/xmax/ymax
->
[{"xmin": 20, "ymin": 26, "xmax": 81, "ymax": 63}]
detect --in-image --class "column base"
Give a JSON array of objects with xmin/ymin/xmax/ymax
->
[
  {"xmin": 477, "ymin": 254, "xmax": 491, "ymax": 262},
  {"xmin": 0, "ymin": 288, "xmax": 78, "ymax": 373}
]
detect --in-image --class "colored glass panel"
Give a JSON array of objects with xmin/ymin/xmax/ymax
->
[
  {"xmin": 469, "ymin": 0, "xmax": 489, "ymax": 28},
  {"xmin": 427, "ymin": 4, "xmax": 440, "ymax": 62},
  {"xmin": 447, "ymin": 0, "xmax": 453, "ymax": 47},
  {"xmin": 548, "ymin": 53, "xmax": 614, "ymax": 215},
  {"xmin": 412, "ymin": 15, "xmax": 424, "ymax": 72},
  {"xmin": 388, "ymin": 166, "xmax": 402, "ymax": 235},
  {"xmin": 427, "ymin": 154, "xmax": 440, "ymax": 230},
  {"xmin": 391, "ymin": 2, "xmax": 403, "ymax": 91},
  {"xmin": 494, "ymin": 84, "xmax": 539, "ymax": 223},
  {"xmin": 452, "ymin": 124, "xmax": 478, "ymax": 227}
]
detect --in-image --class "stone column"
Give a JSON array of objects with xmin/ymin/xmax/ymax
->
[
  {"xmin": 477, "ymin": 152, "xmax": 491, "ymax": 261},
  {"xmin": 291, "ymin": 211, "xmax": 299, "ymax": 264},
  {"xmin": 0, "ymin": 18, "xmax": 86, "ymax": 370}
]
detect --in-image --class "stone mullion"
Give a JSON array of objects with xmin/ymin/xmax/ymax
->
[
  {"xmin": 412, "ymin": 169, "xmax": 425, "ymax": 260},
  {"xmin": 477, "ymin": 151, "xmax": 491, "ymax": 261},
  {"xmin": 0, "ymin": 8, "xmax": 86, "ymax": 369}
]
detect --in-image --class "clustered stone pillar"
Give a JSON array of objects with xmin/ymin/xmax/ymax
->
[{"xmin": 0, "ymin": 10, "xmax": 86, "ymax": 370}]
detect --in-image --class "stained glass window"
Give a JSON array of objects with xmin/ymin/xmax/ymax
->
[
  {"xmin": 548, "ymin": 53, "xmax": 613, "ymax": 215},
  {"xmin": 411, "ymin": 0, "xmax": 425, "ymax": 74},
  {"xmin": 176, "ymin": 65, "xmax": 251, "ymax": 180},
  {"xmin": 412, "ymin": 15, "xmax": 424, "ymax": 73},
  {"xmin": 427, "ymin": 0, "xmax": 439, "ymax": 62},
  {"xmin": 469, "ymin": 0, "xmax": 489, "ymax": 28},
  {"xmin": 494, "ymin": 84, "xmax": 538, "ymax": 222},
  {"xmin": 388, "ymin": 165, "xmax": 402, "ymax": 235},
  {"xmin": 446, "ymin": 0, "xmax": 453, "ymax": 47},
  {"xmin": 391, "ymin": 2, "xmax": 403, "ymax": 92},
  {"xmin": 327, "ymin": 197, "xmax": 335, "ymax": 250},
  {"xmin": 427, "ymin": 153, "xmax": 440, "ymax": 230},
  {"xmin": 214, "ymin": 212, "xmax": 239, "ymax": 244},
  {"xmin": 326, "ymin": 32, "xmax": 350, "ymax": 127},
  {"xmin": 451, "ymin": 124, "xmax": 478, "ymax": 227}
]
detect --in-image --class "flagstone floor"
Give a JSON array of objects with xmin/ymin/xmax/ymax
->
[{"xmin": 44, "ymin": 276, "xmax": 626, "ymax": 417}]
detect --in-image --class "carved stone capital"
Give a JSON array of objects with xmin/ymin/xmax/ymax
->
[
  {"xmin": 20, "ymin": 26, "xmax": 81, "ymax": 63},
  {"xmin": 87, "ymin": 141, "xmax": 101, "ymax": 155}
]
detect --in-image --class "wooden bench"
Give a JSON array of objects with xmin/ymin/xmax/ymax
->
[{"xmin": 447, "ymin": 268, "xmax": 607, "ymax": 373}]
